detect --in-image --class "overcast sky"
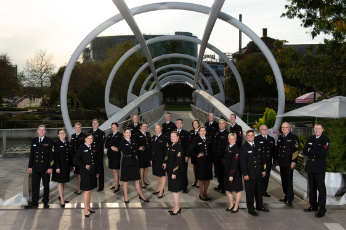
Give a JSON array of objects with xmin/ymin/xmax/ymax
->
[{"xmin": 0, "ymin": 0, "xmax": 331, "ymax": 72}]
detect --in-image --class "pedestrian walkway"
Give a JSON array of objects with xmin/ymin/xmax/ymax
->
[{"xmin": 17, "ymin": 98, "xmax": 41, "ymax": 108}]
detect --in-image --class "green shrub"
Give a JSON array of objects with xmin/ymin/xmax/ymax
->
[
  {"xmin": 322, "ymin": 118, "xmax": 346, "ymax": 172},
  {"xmin": 0, "ymin": 113, "xmax": 10, "ymax": 120},
  {"xmin": 253, "ymin": 108, "xmax": 277, "ymax": 130}
]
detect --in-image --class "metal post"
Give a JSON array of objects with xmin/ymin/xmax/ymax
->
[
  {"xmin": 239, "ymin": 14, "xmax": 242, "ymax": 52},
  {"xmin": 247, "ymin": 112, "xmax": 249, "ymax": 124},
  {"xmin": 2, "ymin": 131, "xmax": 6, "ymax": 154}
]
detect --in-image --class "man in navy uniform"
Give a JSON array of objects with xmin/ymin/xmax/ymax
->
[
  {"xmin": 162, "ymin": 112, "xmax": 176, "ymax": 143},
  {"xmin": 274, "ymin": 122, "xmax": 299, "ymax": 206},
  {"xmin": 89, "ymin": 119, "xmax": 105, "ymax": 191},
  {"xmin": 176, "ymin": 119, "xmax": 190, "ymax": 193},
  {"xmin": 241, "ymin": 130, "xmax": 269, "ymax": 216},
  {"xmin": 205, "ymin": 113, "xmax": 219, "ymax": 139},
  {"xmin": 303, "ymin": 123, "xmax": 330, "ymax": 218},
  {"xmin": 25, "ymin": 125, "xmax": 54, "ymax": 209},
  {"xmin": 129, "ymin": 114, "xmax": 141, "ymax": 136},
  {"xmin": 254, "ymin": 125, "xmax": 276, "ymax": 197},
  {"xmin": 213, "ymin": 119, "xmax": 229, "ymax": 193},
  {"xmin": 229, "ymin": 114, "xmax": 243, "ymax": 148}
]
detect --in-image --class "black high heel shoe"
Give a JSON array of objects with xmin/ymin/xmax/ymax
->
[
  {"xmin": 124, "ymin": 200, "xmax": 129, "ymax": 203},
  {"xmin": 85, "ymin": 214, "xmax": 90, "ymax": 218},
  {"xmin": 168, "ymin": 210, "xmax": 174, "ymax": 213},
  {"xmin": 158, "ymin": 190, "xmax": 164, "ymax": 199},
  {"xmin": 61, "ymin": 204, "xmax": 65, "ymax": 208},
  {"xmin": 153, "ymin": 191, "xmax": 160, "ymax": 195},
  {"xmin": 139, "ymin": 196, "xmax": 150, "ymax": 202},
  {"xmin": 170, "ymin": 208, "xmax": 181, "ymax": 215},
  {"xmin": 144, "ymin": 182, "xmax": 149, "ymax": 185},
  {"xmin": 199, "ymin": 195, "xmax": 208, "ymax": 201},
  {"xmin": 88, "ymin": 210, "xmax": 95, "ymax": 213},
  {"xmin": 113, "ymin": 185, "xmax": 121, "ymax": 193},
  {"xmin": 74, "ymin": 191, "xmax": 81, "ymax": 195},
  {"xmin": 226, "ymin": 205, "xmax": 234, "ymax": 211},
  {"xmin": 231, "ymin": 207, "xmax": 239, "ymax": 213},
  {"xmin": 58, "ymin": 197, "xmax": 69, "ymax": 203}
]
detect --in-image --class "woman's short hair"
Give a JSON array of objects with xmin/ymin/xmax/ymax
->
[
  {"xmin": 111, "ymin": 122, "xmax": 119, "ymax": 127},
  {"xmin": 228, "ymin": 133, "xmax": 237, "ymax": 140},
  {"xmin": 191, "ymin": 119, "xmax": 201, "ymax": 129}
]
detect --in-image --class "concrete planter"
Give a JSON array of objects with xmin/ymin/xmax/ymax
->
[{"xmin": 325, "ymin": 172, "xmax": 346, "ymax": 196}]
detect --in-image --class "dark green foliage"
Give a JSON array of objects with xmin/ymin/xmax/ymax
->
[
  {"xmin": 77, "ymin": 80, "xmax": 105, "ymax": 110},
  {"xmin": 322, "ymin": 119, "xmax": 346, "ymax": 172}
]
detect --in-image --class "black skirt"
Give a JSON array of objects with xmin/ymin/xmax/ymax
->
[
  {"xmin": 52, "ymin": 168, "xmax": 70, "ymax": 183},
  {"xmin": 120, "ymin": 160, "xmax": 140, "ymax": 182},
  {"xmin": 152, "ymin": 161, "xmax": 166, "ymax": 177},
  {"xmin": 168, "ymin": 173, "xmax": 182, "ymax": 192},
  {"xmin": 224, "ymin": 172, "xmax": 243, "ymax": 192},
  {"xmin": 108, "ymin": 153, "xmax": 121, "ymax": 170},
  {"xmin": 80, "ymin": 174, "xmax": 97, "ymax": 191},
  {"xmin": 138, "ymin": 152, "xmax": 151, "ymax": 168},
  {"xmin": 73, "ymin": 165, "xmax": 80, "ymax": 174},
  {"xmin": 195, "ymin": 157, "xmax": 213, "ymax": 180}
]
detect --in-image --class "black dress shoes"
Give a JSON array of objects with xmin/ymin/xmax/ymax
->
[
  {"xmin": 231, "ymin": 208, "xmax": 239, "ymax": 213},
  {"xmin": 88, "ymin": 210, "xmax": 95, "ymax": 213},
  {"xmin": 256, "ymin": 207, "xmax": 269, "ymax": 212},
  {"xmin": 110, "ymin": 186, "xmax": 115, "ymax": 189},
  {"xmin": 315, "ymin": 212, "xmax": 325, "ymax": 218},
  {"xmin": 182, "ymin": 189, "xmax": 188, "ymax": 193},
  {"xmin": 43, "ymin": 203, "xmax": 50, "ymax": 209},
  {"xmin": 170, "ymin": 208, "xmax": 181, "ymax": 215},
  {"xmin": 286, "ymin": 201, "xmax": 292, "ymax": 207},
  {"xmin": 25, "ymin": 204, "xmax": 39, "ymax": 209},
  {"xmin": 279, "ymin": 198, "xmax": 287, "ymax": 203},
  {"xmin": 249, "ymin": 211, "xmax": 258, "ymax": 216},
  {"xmin": 262, "ymin": 192, "xmax": 271, "ymax": 197},
  {"xmin": 139, "ymin": 196, "xmax": 150, "ymax": 202},
  {"xmin": 97, "ymin": 188, "xmax": 103, "ymax": 192},
  {"xmin": 226, "ymin": 206, "xmax": 234, "ymax": 211},
  {"xmin": 74, "ymin": 191, "xmax": 82, "ymax": 195},
  {"xmin": 304, "ymin": 206, "xmax": 318, "ymax": 212}
]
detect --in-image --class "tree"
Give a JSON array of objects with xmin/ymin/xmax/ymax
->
[
  {"xmin": 77, "ymin": 80, "xmax": 105, "ymax": 110},
  {"xmin": 0, "ymin": 54, "xmax": 22, "ymax": 107},
  {"xmin": 281, "ymin": 0, "xmax": 346, "ymax": 96},
  {"xmin": 227, "ymin": 54, "xmax": 277, "ymax": 111},
  {"xmin": 161, "ymin": 41, "xmax": 183, "ymax": 71},
  {"xmin": 24, "ymin": 49, "xmax": 55, "ymax": 107},
  {"xmin": 102, "ymin": 41, "xmax": 149, "ymax": 106}
]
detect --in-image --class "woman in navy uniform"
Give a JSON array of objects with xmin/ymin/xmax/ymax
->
[
  {"xmin": 120, "ymin": 127, "xmax": 149, "ymax": 203},
  {"xmin": 71, "ymin": 122, "xmax": 85, "ymax": 195},
  {"xmin": 167, "ymin": 131, "xmax": 184, "ymax": 215},
  {"xmin": 52, "ymin": 129, "xmax": 73, "ymax": 207},
  {"xmin": 224, "ymin": 133, "xmax": 243, "ymax": 213},
  {"xmin": 105, "ymin": 122, "xmax": 123, "ymax": 193},
  {"xmin": 73, "ymin": 133, "xmax": 99, "ymax": 217},
  {"xmin": 134, "ymin": 122, "xmax": 151, "ymax": 188},
  {"xmin": 187, "ymin": 127, "xmax": 213, "ymax": 201},
  {"xmin": 189, "ymin": 119, "xmax": 201, "ymax": 187},
  {"xmin": 150, "ymin": 123, "xmax": 168, "ymax": 198}
]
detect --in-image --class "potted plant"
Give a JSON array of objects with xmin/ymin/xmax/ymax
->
[{"xmin": 322, "ymin": 118, "xmax": 346, "ymax": 196}]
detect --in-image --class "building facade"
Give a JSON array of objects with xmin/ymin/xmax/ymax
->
[{"xmin": 83, "ymin": 32, "xmax": 198, "ymax": 68}]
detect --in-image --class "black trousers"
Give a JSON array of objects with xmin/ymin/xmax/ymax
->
[
  {"xmin": 308, "ymin": 173, "xmax": 326, "ymax": 214},
  {"xmin": 31, "ymin": 172, "xmax": 50, "ymax": 205},
  {"xmin": 182, "ymin": 161, "xmax": 188, "ymax": 191},
  {"xmin": 244, "ymin": 179, "xmax": 263, "ymax": 213},
  {"xmin": 280, "ymin": 165, "xmax": 294, "ymax": 202},
  {"xmin": 214, "ymin": 157, "xmax": 224, "ymax": 189},
  {"xmin": 262, "ymin": 164, "xmax": 272, "ymax": 194},
  {"xmin": 95, "ymin": 155, "xmax": 104, "ymax": 190}
]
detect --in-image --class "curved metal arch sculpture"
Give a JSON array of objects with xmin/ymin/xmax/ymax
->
[
  {"xmin": 107, "ymin": 35, "xmax": 228, "ymax": 107},
  {"xmin": 156, "ymin": 75, "xmax": 204, "ymax": 91},
  {"xmin": 123, "ymin": 52, "xmax": 224, "ymax": 108},
  {"xmin": 139, "ymin": 64, "xmax": 213, "ymax": 96},
  {"xmin": 61, "ymin": 1, "xmax": 285, "ymax": 135},
  {"xmin": 149, "ymin": 71, "xmax": 207, "ymax": 92}
]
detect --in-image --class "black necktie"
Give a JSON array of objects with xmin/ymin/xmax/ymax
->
[
  {"xmin": 155, "ymin": 136, "xmax": 158, "ymax": 141},
  {"xmin": 203, "ymin": 138, "xmax": 206, "ymax": 142},
  {"xmin": 264, "ymin": 136, "xmax": 267, "ymax": 140},
  {"xmin": 39, "ymin": 138, "xmax": 42, "ymax": 143}
]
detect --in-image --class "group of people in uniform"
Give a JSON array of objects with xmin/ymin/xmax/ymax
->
[{"xmin": 25, "ymin": 112, "xmax": 330, "ymax": 218}]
